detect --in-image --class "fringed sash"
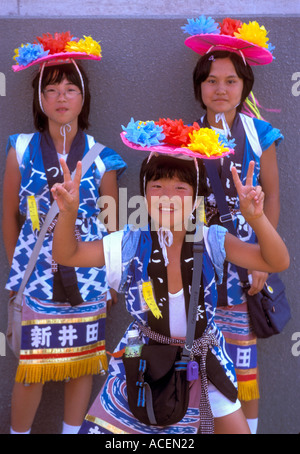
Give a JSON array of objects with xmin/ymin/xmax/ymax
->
[{"xmin": 15, "ymin": 294, "xmax": 107, "ymax": 384}]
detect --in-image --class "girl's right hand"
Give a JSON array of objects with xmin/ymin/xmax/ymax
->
[{"xmin": 51, "ymin": 158, "xmax": 82, "ymax": 214}]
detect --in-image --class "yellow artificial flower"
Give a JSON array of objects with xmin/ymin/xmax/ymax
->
[
  {"xmin": 65, "ymin": 36, "xmax": 102, "ymax": 57},
  {"xmin": 234, "ymin": 21, "xmax": 269, "ymax": 48},
  {"xmin": 186, "ymin": 128, "xmax": 228, "ymax": 157},
  {"xmin": 13, "ymin": 46, "xmax": 21, "ymax": 61}
]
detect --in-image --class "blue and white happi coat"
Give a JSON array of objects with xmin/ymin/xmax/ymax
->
[
  {"xmin": 79, "ymin": 224, "xmax": 238, "ymax": 434},
  {"xmin": 5, "ymin": 132, "xmax": 127, "ymax": 302},
  {"xmin": 203, "ymin": 113, "xmax": 284, "ymax": 306},
  {"xmin": 103, "ymin": 224, "xmax": 236, "ymax": 383}
]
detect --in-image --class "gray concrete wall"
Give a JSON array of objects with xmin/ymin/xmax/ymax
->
[
  {"xmin": 0, "ymin": 13, "xmax": 299, "ymax": 434},
  {"xmin": 1, "ymin": 0, "xmax": 299, "ymax": 16}
]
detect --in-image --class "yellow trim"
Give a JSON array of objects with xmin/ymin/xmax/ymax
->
[
  {"xmin": 22, "ymin": 312, "xmax": 106, "ymax": 326},
  {"xmin": 225, "ymin": 338, "xmax": 257, "ymax": 346},
  {"xmin": 235, "ymin": 367, "xmax": 257, "ymax": 376},
  {"xmin": 18, "ymin": 350, "xmax": 106, "ymax": 366},
  {"xmin": 19, "ymin": 340, "xmax": 105, "ymax": 357}
]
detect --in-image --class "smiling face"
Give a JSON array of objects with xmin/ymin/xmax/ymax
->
[
  {"xmin": 145, "ymin": 176, "xmax": 195, "ymax": 231},
  {"xmin": 140, "ymin": 155, "xmax": 209, "ymax": 232},
  {"xmin": 201, "ymin": 57, "xmax": 244, "ymax": 119}
]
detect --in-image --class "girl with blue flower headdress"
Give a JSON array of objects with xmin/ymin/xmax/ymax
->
[
  {"xmin": 182, "ymin": 15, "xmax": 284, "ymax": 434},
  {"xmin": 3, "ymin": 32, "xmax": 127, "ymax": 434}
]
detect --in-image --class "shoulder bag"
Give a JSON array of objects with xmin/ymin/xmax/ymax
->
[{"xmin": 123, "ymin": 240, "xmax": 204, "ymax": 426}]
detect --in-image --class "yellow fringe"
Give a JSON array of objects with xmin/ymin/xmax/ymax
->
[
  {"xmin": 237, "ymin": 379, "xmax": 260, "ymax": 402},
  {"xmin": 15, "ymin": 354, "xmax": 108, "ymax": 384}
]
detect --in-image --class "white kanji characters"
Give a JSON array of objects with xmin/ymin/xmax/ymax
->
[
  {"xmin": 86, "ymin": 323, "xmax": 99, "ymax": 343},
  {"xmin": 197, "ymin": 305, "xmax": 205, "ymax": 321},
  {"xmin": 236, "ymin": 347, "xmax": 251, "ymax": 368},
  {"xmin": 58, "ymin": 325, "xmax": 78, "ymax": 347},
  {"xmin": 31, "ymin": 325, "xmax": 52, "ymax": 348},
  {"xmin": 88, "ymin": 425, "xmax": 102, "ymax": 434}
]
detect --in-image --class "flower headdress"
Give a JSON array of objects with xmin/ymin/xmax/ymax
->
[
  {"xmin": 12, "ymin": 31, "xmax": 101, "ymax": 72},
  {"xmin": 121, "ymin": 117, "xmax": 235, "ymax": 160},
  {"xmin": 121, "ymin": 118, "xmax": 233, "ymax": 248},
  {"xmin": 12, "ymin": 32, "xmax": 102, "ymax": 154},
  {"xmin": 182, "ymin": 16, "xmax": 274, "ymax": 65}
]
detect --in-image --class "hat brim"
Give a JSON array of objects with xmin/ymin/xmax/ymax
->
[
  {"xmin": 121, "ymin": 132, "xmax": 234, "ymax": 160},
  {"xmin": 185, "ymin": 34, "xmax": 273, "ymax": 65},
  {"xmin": 12, "ymin": 52, "xmax": 101, "ymax": 72}
]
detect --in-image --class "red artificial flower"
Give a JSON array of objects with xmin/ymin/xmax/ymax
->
[
  {"xmin": 219, "ymin": 18, "xmax": 243, "ymax": 36},
  {"xmin": 35, "ymin": 32, "xmax": 74, "ymax": 54},
  {"xmin": 157, "ymin": 118, "xmax": 200, "ymax": 146}
]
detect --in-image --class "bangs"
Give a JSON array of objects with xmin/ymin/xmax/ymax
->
[
  {"xmin": 140, "ymin": 155, "xmax": 209, "ymax": 198},
  {"xmin": 145, "ymin": 156, "xmax": 196, "ymax": 186},
  {"xmin": 41, "ymin": 64, "xmax": 82, "ymax": 91}
]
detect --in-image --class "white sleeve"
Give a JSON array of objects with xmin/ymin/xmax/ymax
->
[
  {"xmin": 15, "ymin": 133, "xmax": 34, "ymax": 165},
  {"xmin": 103, "ymin": 230, "xmax": 123, "ymax": 291}
]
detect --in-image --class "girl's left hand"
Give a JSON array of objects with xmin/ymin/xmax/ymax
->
[{"xmin": 231, "ymin": 161, "xmax": 264, "ymax": 222}]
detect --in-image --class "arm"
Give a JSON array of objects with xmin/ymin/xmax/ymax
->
[
  {"xmin": 248, "ymin": 144, "xmax": 280, "ymax": 293},
  {"xmin": 259, "ymin": 143, "xmax": 280, "ymax": 228},
  {"xmin": 52, "ymin": 158, "xmax": 105, "ymax": 269},
  {"xmin": 98, "ymin": 169, "xmax": 119, "ymax": 307},
  {"xmin": 225, "ymin": 161, "xmax": 289, "ymax": 274},
  {"xmin": 98, "ymin": 170, "xmax": 119, "ymax": 233},
  {"xmin": 2, "ymin": 147, "xmax": 21, "ymax": 265}
]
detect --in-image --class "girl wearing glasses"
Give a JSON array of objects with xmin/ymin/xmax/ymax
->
[{"xmin": 2, "ymin": 33, "xmax": 126, "ymax": 434}]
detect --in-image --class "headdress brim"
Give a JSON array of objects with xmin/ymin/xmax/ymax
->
[
  {"xmin": 12, "ymin": 52, "xmax": 101, "ymax": 72},
  {"xmin": 185, "ymin": 34, "xmax": 273, "ymax": 65}
]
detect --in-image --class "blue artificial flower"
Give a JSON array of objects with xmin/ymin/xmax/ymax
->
[
  {"xmin": 267, "ymin": 42, "xmax": 276, "ymax": 58},
  {"xmin": 181, "ymin": 15, "xmax": 220, "ymax": 36},
  {"xmin": 218, "ymin": 134, "xmax": 236, "ymax": 149},
  {"xmin": 15, "ymin": 43, "xmax": 49, "ymax": 66},
  {"xmin": 122, "ymin": 118, "xmax": 165, "ymax": 147}
]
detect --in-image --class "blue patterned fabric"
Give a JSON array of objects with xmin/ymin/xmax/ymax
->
[
  {"xmin": 78, "ymin": 223, "xmax": 238, "ymax": 434},
  {"xmin": 205, "ymin": 114, "xmax": 283, "ymax": 306},
  {"xmin": 5, "ymin": 132, "xmax": 127, "ymax": 302},
  {"xmin": 105, "ymin": 223, "xmax": 237, "ymax": 391}
]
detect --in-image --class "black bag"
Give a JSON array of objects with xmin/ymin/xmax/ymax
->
[
  {"xmin": 244, "ymin": 273, "xmax": 291, "ymax": 339},
  {"xmin": 123, "ymin": 344, "xmax": 189, "ymax": 426},
  {"xmin": 123, "ymin": 240, "xmax": 204, "ymax": 427}
]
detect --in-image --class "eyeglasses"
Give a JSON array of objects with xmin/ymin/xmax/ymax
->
[{"xmin": 43, "ymin": 87, "xmax": 82, "ymax": 100}]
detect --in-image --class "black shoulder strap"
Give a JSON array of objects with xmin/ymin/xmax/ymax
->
[
  {"xmin": 204, "ymin": 160, "xmax": 248, "ymax": 283},
  {"xmin": 182, "ymin": 239, "xmax": 204, "ymax": 360}
]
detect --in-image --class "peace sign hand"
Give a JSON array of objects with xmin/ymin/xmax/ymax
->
[
  {"xmin": 51, "ymin": 158, "xmax": 82, "ymax": 214},
  {"xmin": 231, "ymin": 161, "xmax": 264, "ymax": 222}
]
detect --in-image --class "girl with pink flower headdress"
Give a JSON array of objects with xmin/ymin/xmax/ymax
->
[
  {"xmin": 182, "ymin": 15, "xmax": 283, "ymax": 434},
  {"xmin": 3, "ymin": 32, "xmax": 126, "ymax": 434}
]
